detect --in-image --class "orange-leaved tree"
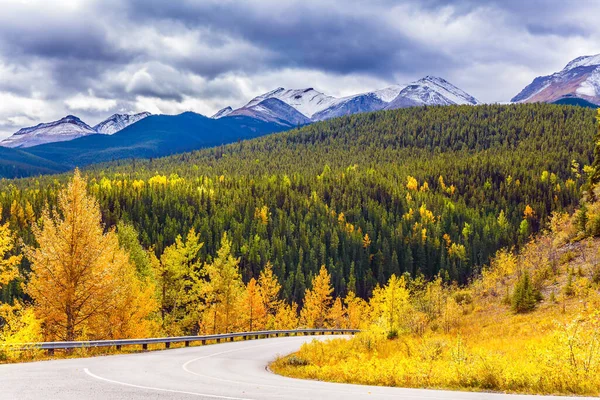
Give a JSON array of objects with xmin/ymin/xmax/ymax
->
[{"xmin": 26, "ymin": 170, "xmax": 156, "ymax": 341}]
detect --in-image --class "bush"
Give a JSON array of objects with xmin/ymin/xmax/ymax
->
[{"xmin": 511, "ymin": 271, "xmax": 537, "ymax": 313}]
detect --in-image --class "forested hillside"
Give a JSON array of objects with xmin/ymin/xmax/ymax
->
[{"xmin": 0, "ymin": 104, "xmax": 596, "ymax": 307}]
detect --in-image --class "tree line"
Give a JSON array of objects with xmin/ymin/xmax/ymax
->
[{"xmin": 0, "ymin": 103, "xmax": 596, "ymax": 310}]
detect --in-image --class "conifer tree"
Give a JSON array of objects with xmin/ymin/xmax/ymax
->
[{"xmin": 511, "ymin": 271, "xmax": 536, "ymax": 313}]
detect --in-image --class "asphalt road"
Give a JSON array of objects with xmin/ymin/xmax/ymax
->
[{"xmin": 0, "ymin": 336, "xmax": 595, "ymax": 400}]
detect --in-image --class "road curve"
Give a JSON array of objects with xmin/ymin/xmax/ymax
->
[{"xmin": 0, "ymin": 336, "xmax": 595, "ymax": 400}]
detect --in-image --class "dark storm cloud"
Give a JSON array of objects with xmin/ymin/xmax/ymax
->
[{"xmin": 122, "ymin": 0, "xmax": 457, "ymax": 79}]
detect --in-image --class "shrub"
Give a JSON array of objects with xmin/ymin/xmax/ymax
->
[{"xmin": 511, "ymin": 271, "xmax": 537, "ymax": 313}]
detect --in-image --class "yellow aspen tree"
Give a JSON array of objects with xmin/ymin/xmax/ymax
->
[
  {"xmin": 258, "ymin": 261, "xmax": 282, "ymax": 328},
  {"xmin": 300, "ymin": 265, "xmax": 333, "ymax": 328},
  {"xmin": 201, "ymin": 233, "xmax": 244, "ymax": 334},
  {"xmin": 344, "ymin": 291, "xmax": 368, "ymax": 329},
  {"xmin": 25, "ymin": 170, "xmax": 150, "ymax": 341},
  {"xmin": 273, "ymin": 302, "xmax": 299, "ymax": 330},
  {"xmin": 327, "ymin": 297, "xmax": 346, "ymax": 328},
  {"xmin": 0, "ymin": 210, "xmax": 21, "ymax": 289},
  {"xmin": 369, "ymin": 275, "xmax": 411, "ymax": 333},
  {"xmin": 240, "ymin": 278, "xmax": 266, "ymax": 332}
]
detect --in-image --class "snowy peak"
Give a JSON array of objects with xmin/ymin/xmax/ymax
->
[
  {"xmin": 1, "ymin": 115, "xmax": 97, "ymax": 148},
  {"xmin": 563, "ymin": 54, "xmax": 600, "ymax": 71},
  {"xmin": 1, "ymin": 112, "xmax": 152, "ymax": 148},
  {"xmin": 229, "ymin": 98, "xmax": 311, "ymax": 127},
  {"xmin": 211, "ymin": 106, "xmax": 233, "ymax": 119},
  {"xmin": 244, "ymin": 87, "xmax": 338, "ymax": 118},
  {"xmin": 384, "ymin": 76, "xmax": 479, "ymax": 110},
  {"xmin": 94, "ymin": 112, "xmax": 151, "ymax": 135},
  {"xmin": 512, "ymin": 54, "xmax": 600, "ymax": 105},
  {"xmin": 226, "ymin": 77, "xmax": 478, "ymax": 125}
]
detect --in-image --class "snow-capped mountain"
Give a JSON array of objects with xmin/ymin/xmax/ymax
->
[
  {"xmin": 223, "ymin": 77, "xmax": 478, "ymax": 126},
  {"xmin": 244, "ymin": 88, "xmax": 339, "ymax": 119},
  {"xmin": 512, "ymin": 54, "xmax": 600, "ymax": 105},
  {"xmin": 1, "ymin": 112, "xmax": 152, "ymax": 148},
  {"xmin": 211, "ymin": 106, "xmax": 233, "ymax": 119},
  {"xmin": 94, "ymin": 112, "xmax": 151, "ymax": 135},
  {"xmin": 386, "ymin": 76, "xmax": 479, "ymax": 110},
  {"xmin": 0, "ymin": 115, "xmax": 97, "ymax": 148},
  {"xmin": 228, "ymin": 98, "xmax": 311, "ymax": 127}
]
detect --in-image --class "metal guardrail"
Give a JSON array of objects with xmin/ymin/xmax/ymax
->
[{"xmin": 7, "ymin": 328, "xmax": 359, "ymax": 355}]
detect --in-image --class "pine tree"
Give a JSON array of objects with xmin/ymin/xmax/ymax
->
[{"xmin": 511, "ymin": 271, "xmax": 537, "ymax": 313}]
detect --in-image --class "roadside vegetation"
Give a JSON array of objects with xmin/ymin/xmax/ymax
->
[{"xmin": 271, "ymin": 110, "xmax": 600, "ymax": 396}]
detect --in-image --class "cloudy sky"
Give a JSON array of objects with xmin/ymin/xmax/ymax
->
[{"xmin": 0, "ymin": 0, "xmax": 599, "ymax": 139}]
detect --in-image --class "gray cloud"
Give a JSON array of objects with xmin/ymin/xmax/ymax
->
[{"xmin": 0, "ymin": 0, "xmax": 599, "ymax": 139}]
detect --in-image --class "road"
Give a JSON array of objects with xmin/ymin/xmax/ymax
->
[{"xmin": 0, "ymin": 336, "xmax": 595, "ymax": 400}]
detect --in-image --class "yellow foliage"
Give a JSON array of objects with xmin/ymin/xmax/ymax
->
[
  {"xmin": 25, "ymin": 170, "xmax": 156, "ymax": 341},
  {"xmin": 406, "ymin": 176, "xmax": 418, "ymax": 191},
  {"xmin": 300, "ymin": 266, "xmax": 333, "ymax": 328},
  {"xmin": 0, "ymin": 303, "xmax": 42, "ymax": 361}
]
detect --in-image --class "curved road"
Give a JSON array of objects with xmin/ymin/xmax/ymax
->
[{"xmin": 0, "ymin": 336, "xmax": 594, "ymax": 399}]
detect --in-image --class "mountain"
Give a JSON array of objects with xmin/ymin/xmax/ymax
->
[
  {"xmin": 243, "ymin": 87, "xmax": 338, "ymax": 119},
  {"xmin": 385, "ymin": 76, "xmax": 479, "ymax": 110},
  {"xmin": 311, "ymin": 92, "xmax": 388, "ymax": 121},
  {"xmin": 512, "ymin": 54, "xmax": 600, "ymax": 105},
  {"xmin": 234, "ymin": 77, "xmax": 478, "ymax": 124},
  {"xmin": 0, "ymin": 115, "xmax": 97, "ymax": 148},
  {"xmin": 0, "ymin": 146, "xmax": 68, "ymax": 178},
  {"xmin": 212, "ymin": 106, "xmax": 233, "ymax": 119},
  {"xmin": 227, "ymin": 98, "xmax": 311, "ymax": 127},
  {"xmin": 25, "ymin": 112, "xmax": 286, "ymax": 167},
  {"xmin": 93, "ymin": 112, "xmax": 151, "ymax": 134},
  {"xmin": 1, "ymin": 112, "xmax": 152, "ymax": 149}
]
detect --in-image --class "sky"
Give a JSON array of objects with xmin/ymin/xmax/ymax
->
[{"xmin": 0, "ymin": 0, "xmax": 599, "ymax": 139}]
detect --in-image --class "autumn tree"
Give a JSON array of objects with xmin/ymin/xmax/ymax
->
[
  {"xmin": 369, "ymin": 275, "xmax": 411, "ymax": 334},
  {"xmin": 26, "ymin": 170, "xmax": 155, "ymax": 341},
  {"xmin": 240, "ymin": 278, "xmax": 266, "ymax": 331},
  {"xmin": 154, "ymin": 228, "xmax": 203, "ymax": 334},
  {"xmin": 258, "ymin": 262, "xmax": 282, "ymax": 329},
  {"xmin": 0, "ymin": 209, "xmax": 20, "ymax": 292},
  {"xmin": 200, "ymin": 233, "xmax": 244, "ymax": 334},
  {"xmin": 273, "ymin": 302, "xmax": 299, "ymax": 330},
  {"xmin": 327, "ymin": 297, "xmax": 346, "ymax": 328},
  {"xmin": 300, "ymin": 265, "xmax": 333, "ymax": 328}
]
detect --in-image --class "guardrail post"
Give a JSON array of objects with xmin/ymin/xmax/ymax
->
[
  {"xmin": 116, "ymin": 345, "xmax": 122, "ymax": 351},
  {"xmin": 165, "ymin": 342, "xmax": 170, "ymax": 349},
  {"xmin": 201, "ymin": 339, "xmax": 206, "ymax": 345},
  {"xmin": 185, "ymin": 341, "xmax": 190, "ymax": 347},
  {"xmin": 47, "ymin": 348, "xmax": 54, "ymax": 356},
  {"xmin": 142, "ymin": 343, "xmax": 148, "ymax": 350}
]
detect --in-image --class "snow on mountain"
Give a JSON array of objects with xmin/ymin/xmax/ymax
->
[
  {"xmin": 312, "ymin": 93, "xmax": 388, "ymax": 121},
  {"xmin": 244, "ymin": 88, "xmax": 339, "ymax": 118},
  {"xmin": 385, "ymin": 76, "xmax": 479, "ymax": 110},
  {"xmin": 238, "ymin": 78, "xmax": 476, "ymax": 124},
  {"xmin": 512, "ymin": 54, "xmax": 600, "ymax": 105},
  {"xmin": 211, "ymin": 106, "xmax": 233, "ymax": 119},
  {"xmin": 228, "ymin": 98, "xmax": 311, "ymax": 127},
  {"xmin": 0, "ymin": 115, "xmax": 97, "ymax": 148},
  {"xmin": 93, "ymin": 112, "xmax": 151, "ymax": 135}
]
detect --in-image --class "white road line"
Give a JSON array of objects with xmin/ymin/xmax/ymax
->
[
  {"xmin": 180, "ymin": 339, "xmax": 465, "ymax": 400},
  {"xmin": 84, "ymin": 367, "xmax": 254, "ymax": 400}
]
